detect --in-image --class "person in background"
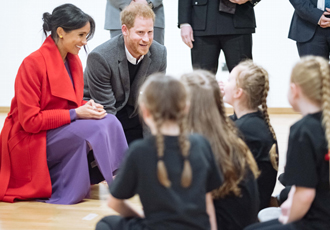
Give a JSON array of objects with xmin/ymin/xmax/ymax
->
[
  {"xmin": 289, "ymin": 0, "xmax": 330, "ymax": 58},
  {"xmin": 96, "ymin": 74, "xmax": 223, "ymax": 230},
  {"xmin": 0, "ymin": 4, "xmax": 128, "ymax": 205},
  {"xmin": 105, "ymin": 0, "xmax": 164, "ymax": 44},
  {"xmin": 178, "ymin": 0, "xmax": 261, "ymax": 73}
]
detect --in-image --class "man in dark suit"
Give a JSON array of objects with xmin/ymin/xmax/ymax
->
[
  {"xmin": 178, "ymin": 0, "xmax": 261, "ymax": 73},
  {"xmin": 289, "ymin": 0, "xmax": 330, "ymax": 58},
  {"xmin": 84, "ymin": 3, "xmax": 167, "ymax": 144}
]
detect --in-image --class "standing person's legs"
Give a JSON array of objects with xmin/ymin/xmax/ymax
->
[
  {"xmin": 191, "ymin": 36, "xmax": 221, "ymax": 74},
  {"xmin": 297, "ymin": 27, "xmax": 329, "ymax": 59},
  {"xmin": 110, "ymin": 29, "xmax": 122, "ymax": 39},
  {"xmin": 221, "ymin": 34, "xmax": 253, "ymax": 72},
  {"xmin": 153, "ymin": 27, "xmax": 164, "ymax": 45}
]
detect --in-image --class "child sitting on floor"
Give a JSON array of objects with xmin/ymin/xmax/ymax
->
[{"xmin": 96, "ymin": 74, "xmax": 223, "ymax": 230}]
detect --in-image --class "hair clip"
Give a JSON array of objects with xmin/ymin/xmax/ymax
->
[{"xmin": 324, "ymin": 151, "xmax": 330, "ymax": 161}]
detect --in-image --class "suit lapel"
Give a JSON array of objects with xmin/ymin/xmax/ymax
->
[
  {"xmin": 67, "ymin": 53, "xmax": 84, "ymax": 105},
  {"xmin": 39, "ymin": 36, "xmax": 80, "ymax": 106},
  {"xmin": 117, "ymin": 36, "xmax": 130, "ymax": 103}
]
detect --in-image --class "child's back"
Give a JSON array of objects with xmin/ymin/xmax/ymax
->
[
  {"xmin": 230, "ymin": 111, "xmax": 278, "ymax": 209},
  {"xmin": 282, "ymin": 112, "xmax": 330, "ymax": 229},
  {"xmin": 109, "ymin": 134, "xmax": 222, "ymax": 230}
]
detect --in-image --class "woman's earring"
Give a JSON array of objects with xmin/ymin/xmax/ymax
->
[{"xmin": 59, "ymin": 35, "xmax": 63, "ymax": 39}]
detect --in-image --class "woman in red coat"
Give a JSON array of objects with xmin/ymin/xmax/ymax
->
[{"xmin": 0, "ymin": 4, "xmax": 128, "ymax": 204}]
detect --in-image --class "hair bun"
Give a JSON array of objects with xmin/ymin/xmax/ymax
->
[{"xmin": 42, "ymin": 12, "xmax": 52, "ymax": 32}]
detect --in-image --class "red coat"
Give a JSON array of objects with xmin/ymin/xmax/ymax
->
[{"xmin": 0, "ymin": 36, "xmax": 85, "ymax": 202}]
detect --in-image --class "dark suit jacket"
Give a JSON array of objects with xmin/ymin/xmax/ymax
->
[
  {"xmin": 83, "ymin": 35, "xmax": 167, "ymax": 115},
  {"xmin": 288, "ymin": 0, "xmax": 324, "ymax": 43},
  {"xmin": 178, "ymin": 0, "xmax": 261, "ymax": 36}
]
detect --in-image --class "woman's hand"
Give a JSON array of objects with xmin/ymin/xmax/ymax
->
[{"xmin": 75, "ymin": 99, "xmax": 107, "ymax": 119}]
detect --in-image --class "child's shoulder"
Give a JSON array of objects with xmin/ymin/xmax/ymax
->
[
  {"xmin": 126, "ymin": 137, "xmax": 156, "ymax": 158},
  {"xmin": 188, "ymin": 133, "xmax": 210, "ymax": 147},
  {"xmin": 291, "ymin": 112, "xmax": 323, "ymax": 134}
]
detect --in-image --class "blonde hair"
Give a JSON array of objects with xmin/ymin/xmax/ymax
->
[
  {"xmin": 182, "ymin": 70, "xmax": 259, "ymax": 198},
  {"xmin": 236, "ymin": 60, "xmax": 278, "ymax": 170},
  {"xmin": 120, "ymin": 3, "xmax": 155, "ymax": 29},
  {"xmin": 138, "ymin": 74, "xmax": 192, "ymax": 188},
  {"xmin": 291, "ymin": 56, "xmax": 330, "ymax": 169}
]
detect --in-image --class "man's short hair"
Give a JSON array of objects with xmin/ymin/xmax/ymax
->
[{"xmin": 120, "ymin": 3, "xmax": 155, "ymax": 29}]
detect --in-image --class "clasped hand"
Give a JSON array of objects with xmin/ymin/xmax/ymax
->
[
  {"xmin": 319, "ymin": 8, "xmax": 330, "ymax": 28},
  {"xmin": 75, "ymin": 99, "xmax": 107, "ymax": 119}
]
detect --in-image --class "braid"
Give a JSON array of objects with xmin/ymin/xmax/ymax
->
[
  {"xmin": 319, "ymin": 59, "xmax": 330, "ymax": 184},
  {"xmin": 178, "ymin": 113, "xmax": 192, "ymax": 188},
  {"xmin": 259, "ymin": 70, "xmax": 278, "ymax": 171},
  {"xmin": 155, "ymin": 115, "xmax": 171, "ymax": 188}
]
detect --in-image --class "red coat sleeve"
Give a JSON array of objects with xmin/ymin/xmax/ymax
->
[{"xmin": 15, "ymin": 55, "xmax": 71, "ymax": 134}]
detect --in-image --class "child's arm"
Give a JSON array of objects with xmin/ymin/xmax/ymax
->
[
  {"xmin": 206, "ymin": 192, "xmax": 217, "ymax": 230},
  {"xmin": 107, "ymin": 194, "xmax": 145, "ymax": 218},
  {"xmin": 279, "ymin": 186, "xmax": 315, "ymax": 224}
]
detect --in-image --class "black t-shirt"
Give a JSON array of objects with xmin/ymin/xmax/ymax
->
[
  {"xmin": 230, "ymin": 111, "xmax": 278, "ymax": 209},
  {"xmin": 110, "ymin": 134, "xmax": 223, "ymax": 230},
  {"xmin": 282, "ymin": 112, "xmax": 330, "ymax": 229},
  {"xmin": 213, "ymin": 169, "xmax": 259, "ymax": 230},
  {"xmin": 230, "ymin": 111, "xmax": 278, "ymax": 163}
]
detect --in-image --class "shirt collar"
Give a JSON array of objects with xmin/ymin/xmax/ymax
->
[{"xmin": 125, "ymin": 45, "xmax": 144, "ymax": 65}]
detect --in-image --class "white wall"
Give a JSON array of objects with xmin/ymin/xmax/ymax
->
[{"xmin": 0, "ymin": 0, "xmax": 298, "ymax": 107}]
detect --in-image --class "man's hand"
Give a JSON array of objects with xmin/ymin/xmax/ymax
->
[
  {"xmin": 132, "ymin": 0, "xmax": 148, "ymax": 5},
  {"xmin": 181, "ymin": 25, "xmax": 194, "ymax": 49},
  {"xmin": 319, "ymin": 8, "xmax": 330, "ymax": 28},
  {"xmin": 229, "ymin": 0, "xmax": 250, "ymax": 4}
]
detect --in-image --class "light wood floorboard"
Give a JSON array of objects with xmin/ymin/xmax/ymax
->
[{"xmin": 0, "ymin": 113, "xmax": 301, "ymax": 230}]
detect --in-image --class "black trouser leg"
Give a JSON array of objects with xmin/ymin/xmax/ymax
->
[
  {"xmin": 191, "ymin": 36, "xmax": 221, "ymax": 74},
  {"xmin": 221, "ymin": 33, "xmax": 253, "ymax": 72},
  {"xmin": 297, "ymin": 27, "xmax": 330, "ymax": 59}
]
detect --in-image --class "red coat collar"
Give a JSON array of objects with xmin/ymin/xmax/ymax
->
[{"xmin": 39, "ymin": 36, "xmax": 84, "ymax": 106}]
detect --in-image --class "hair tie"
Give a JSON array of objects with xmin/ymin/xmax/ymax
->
[{"xmin": 325, "ymin": 151, "xmax": 330, "ymax": 161}]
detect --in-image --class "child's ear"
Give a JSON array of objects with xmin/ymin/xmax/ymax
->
[
  {"xmin": 234, "ymin": 87, "xmax": 244, "ymax": 99},
  {"xmin": 290, "ymin": 83, "xmax": 299, "ymax": 99},
  {"xmin": 140, "ymin": 103, "xmax": 150, "ymax": 119},
  {"xmin": 184, "ymin": 101, "xmax": 190, "ymax": 115}
]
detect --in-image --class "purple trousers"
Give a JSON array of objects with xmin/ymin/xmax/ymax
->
[{"xmin": 44, "ymin": 114, "xmax": 128, "ymax": 204}]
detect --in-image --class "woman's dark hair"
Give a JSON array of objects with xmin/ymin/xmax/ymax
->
[{"xmin": 42, "ymin": 4, "xmax": 95, "ymax": 42}]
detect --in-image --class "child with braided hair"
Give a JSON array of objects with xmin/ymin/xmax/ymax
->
[
  {"xmin": 222, "ymin": 60, "xmax": 279, "ymax": 210},
  {"xmin": 96, "ymin": 74, "xmax": 223, "ymax": 230},
  {"xmin": 182, "ymin": 70, "xmax": 260, "ymax": 230},
  {"xmin": 245, "ymin": 56, "xmax": 330, "ymax": 229}
]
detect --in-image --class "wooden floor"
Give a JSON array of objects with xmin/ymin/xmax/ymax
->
[{"xmin": 0, "ymin": 113, "xmax": 301, "ymax": 230}]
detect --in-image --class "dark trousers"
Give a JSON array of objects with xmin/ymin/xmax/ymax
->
[
  {"xmin": 96, "ymin": 216, "xmax": 146, "ymax": 230},
  {"xmin": 123, "ymin": 124, "xmax": 143, "ymax": 145},
  {"xmin": 244, "ymin": 219, "xmax": 297, "ymax": 230},
  {"xmin": 297, "ymin": 27, "xmax": 330, "ymax": 59},
  {"xmin": 257, "ymin": 162, "xmax": 277, "ymax": 210},
  {"xmin": 191, "ymin": 34, "xmax": 253, "ymax": 73}
]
